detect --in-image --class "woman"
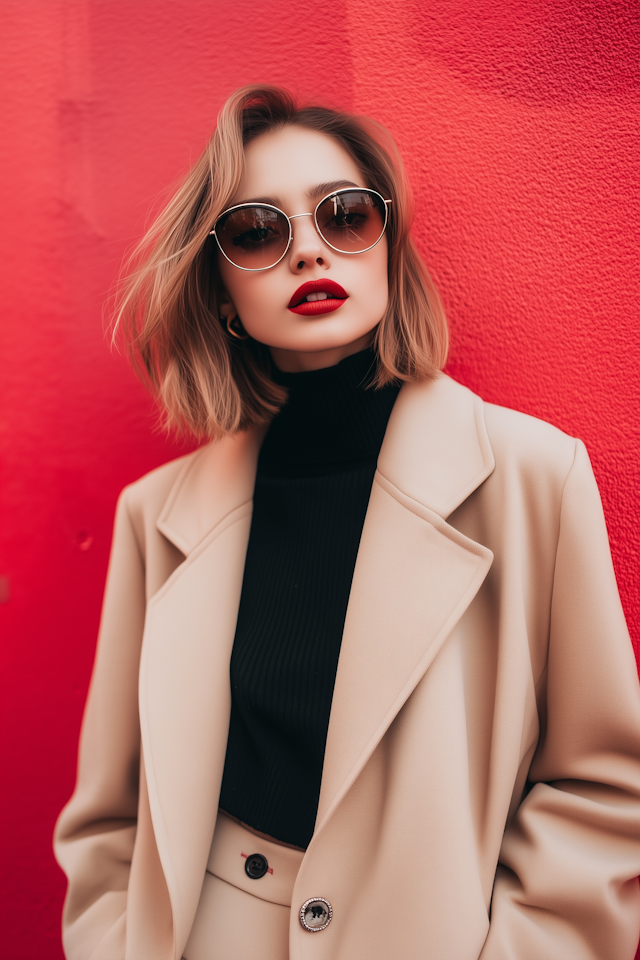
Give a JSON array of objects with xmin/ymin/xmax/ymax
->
[{"xmin": 54, "ymin": 85, "xmax": 640, "ymax": 960}]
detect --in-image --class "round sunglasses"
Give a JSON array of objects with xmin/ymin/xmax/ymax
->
[{"xmin": 210, "ymin": 187, "xmax": 392, "ymax": 271}]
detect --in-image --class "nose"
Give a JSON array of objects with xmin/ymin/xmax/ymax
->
[{"xmin": 287, "ymin": 213, "xmax": 330, "ymax": 273}]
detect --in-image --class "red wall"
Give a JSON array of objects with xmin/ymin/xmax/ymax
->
[{"xmin": 1, "ymin": 2, "xmax": 638, "ymax": 956}]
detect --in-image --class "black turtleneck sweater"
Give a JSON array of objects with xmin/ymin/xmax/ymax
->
[{"xmin": 218, "ymin": 349, "xmax": 400, "ymax": 849}]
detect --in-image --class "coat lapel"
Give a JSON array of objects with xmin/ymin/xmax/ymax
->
[
  {"xmin": 138, "ymin": 427, "xmax": 263, "ymax": 957},
  {"xmin": 314, "ymin": 375, "xmax": 495, "ymax": 833}
]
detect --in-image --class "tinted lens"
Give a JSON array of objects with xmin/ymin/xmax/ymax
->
[
  {"xmin": 215, "ymin": 205, "xmax": 290, "ymax": 269},
  {"xmin": 315, "ymin": 190, "xmax": 386, "ymax": 253}
]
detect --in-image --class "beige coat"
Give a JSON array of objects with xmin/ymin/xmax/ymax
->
[{"xmin": 54, "ymin": 374, "xmax": 640, "ymax": 960}]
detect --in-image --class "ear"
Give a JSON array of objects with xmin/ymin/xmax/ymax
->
[{"xmin": 217, "ymin": 287, "xmax": 237, "ymax": 321}]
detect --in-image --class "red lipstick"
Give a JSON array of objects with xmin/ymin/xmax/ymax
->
[{"xmin": 288, "ymin": 279, "xmax": 348, "ymax": 316}]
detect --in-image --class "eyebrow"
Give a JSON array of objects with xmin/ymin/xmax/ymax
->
[
  {"xmin": 239, "ymin": 180, "xmax": 362, "ymax": 208},
  {"xmin": 308, "ymin": 180, "xmax": 361, "ymax": 199}
]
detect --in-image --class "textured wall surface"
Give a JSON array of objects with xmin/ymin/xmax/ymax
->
[{"xmin": 0, "ymin": 1, "xmax": 638, "ymax": 956}]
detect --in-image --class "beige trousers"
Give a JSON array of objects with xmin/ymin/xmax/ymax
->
[{"xmin": 183, "ymin": 812, "xmax": 304, "ymax": 960}]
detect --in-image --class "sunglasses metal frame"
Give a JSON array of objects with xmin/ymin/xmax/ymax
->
[{"xmin": 210, "ymin": 187, "xmax": 392, "ymax": 272}]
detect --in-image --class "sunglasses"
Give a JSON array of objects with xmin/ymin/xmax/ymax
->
[{"xmin": 210, "ymin": 187, "xmax": 392, "ymax": 271}]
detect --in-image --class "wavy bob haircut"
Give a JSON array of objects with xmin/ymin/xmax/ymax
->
[{"xmin": 115, "ymin": 85, "xmax": 448, "ymax": 440}]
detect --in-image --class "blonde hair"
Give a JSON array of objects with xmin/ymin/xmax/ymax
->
[{"xmin": 114, "ymin": 85, "xmax": 448, "ymax": 440}]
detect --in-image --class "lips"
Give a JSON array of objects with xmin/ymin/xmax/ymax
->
[{"xmin": 288, "ymin": 279, "xmax": 348, "ymax": 316}]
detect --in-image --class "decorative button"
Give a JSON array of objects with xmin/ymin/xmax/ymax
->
[
  {"xmin": 244, "ymin": 853, "xmax": 269, "ymax": 879},
  {"xmin": 299, "ymin": 897, "xmax": 333, "ymax": 932}
]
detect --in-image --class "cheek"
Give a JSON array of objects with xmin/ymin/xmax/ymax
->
[
  {"xmin": 225, "ymin": 273, "xmax": 287, "ymax": 337},
  {"xmin": 359, "ymin": 246, "xmax": 389, "ymax": 310},
  {"xmin": 219, "ymin": 260, "xmax": 274, "ymax": 319}
]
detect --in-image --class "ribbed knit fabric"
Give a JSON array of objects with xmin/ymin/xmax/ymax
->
[{"xmin": 218, "ymin": 349, "xmax": 400, "ymax": 849}]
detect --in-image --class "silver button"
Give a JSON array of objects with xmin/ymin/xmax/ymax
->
[{"xmin": 299, "ymin": 897, "xmax": 333, "ymax": 932}]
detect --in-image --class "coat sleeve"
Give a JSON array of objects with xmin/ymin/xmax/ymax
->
[
  {"xmin": 54, "ymin": 488, "xmax": 146, "ymax": 960},
  {"xmin": 480, "ymin": 439, "xmax": 640, "ymax": 960}
]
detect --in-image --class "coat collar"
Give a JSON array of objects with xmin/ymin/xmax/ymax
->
[
  {"xmin": 156, "ymin": 425, "xmax": 266, "ymax": 557},
  {"xmin": 156, "ymin": 374, "xmax": 494, "ymax": 557},
  {"xmin": 142, "ymin": 374, "xmax": 495, "ymax": 958},
  {"xmin": 377, "ymin": 373, "xmax": 495, "ymax": 518}
]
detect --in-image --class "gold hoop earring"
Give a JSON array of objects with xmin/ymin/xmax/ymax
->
[{"xmin": 224, "ymin": 309, "xmax": 249, "ymax": 340}]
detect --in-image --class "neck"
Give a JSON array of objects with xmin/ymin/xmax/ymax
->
[
  {"xmin": 269, "ymin": 331, "xmax": 374, "ymax": 373},
  {"xmin": 258, "ymin": 347, "xmax": 401, "ymax": 478}
]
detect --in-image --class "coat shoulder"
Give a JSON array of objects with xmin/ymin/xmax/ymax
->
[{"xmin": 482, "ymin": 399, "xmax": 579, "ymax": 484}]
